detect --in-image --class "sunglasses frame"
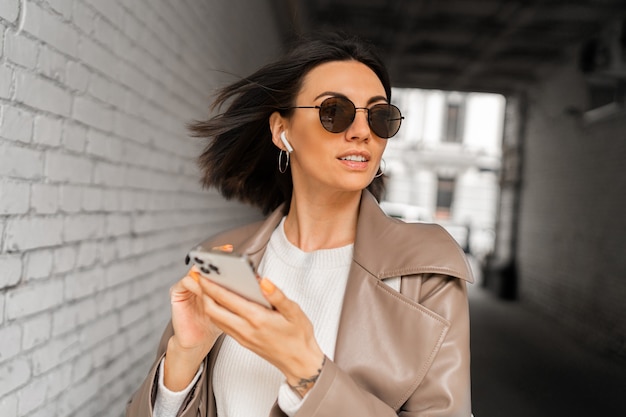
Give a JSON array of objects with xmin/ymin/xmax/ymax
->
[{"xmin": 286, "ymin": 96, "xmax": 404, "ymax": 139}]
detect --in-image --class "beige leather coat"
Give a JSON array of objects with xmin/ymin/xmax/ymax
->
[{"xmin": 126, "ymin": 190, "xmax": 473, "ymax": 417}]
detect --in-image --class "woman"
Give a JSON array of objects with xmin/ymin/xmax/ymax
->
[{"xmin": 126, "ymin": 32, "xmax": 473, "ymax": 417}]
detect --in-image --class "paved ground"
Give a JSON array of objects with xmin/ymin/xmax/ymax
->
[{"xmin": 468, "ymin": 282, "xmax": 626, "ymax": 417}]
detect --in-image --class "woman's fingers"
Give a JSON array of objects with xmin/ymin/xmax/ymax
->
[{"xmin": 259, "ymin": 278, "xmax": 300, "ymax": 320}]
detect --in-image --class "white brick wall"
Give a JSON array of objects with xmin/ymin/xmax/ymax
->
[
  {"xmin": 0, "ymin": 0, "xmax": 281, "ymax": 415},
  {"xmin": 517, "ymin": 50, "xmax": 626, "ymax": 357}
]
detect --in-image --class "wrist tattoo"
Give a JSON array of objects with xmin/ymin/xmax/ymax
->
[{"xmin": 289, "ymin": 357, "xmax": 326, "ymax": 398}]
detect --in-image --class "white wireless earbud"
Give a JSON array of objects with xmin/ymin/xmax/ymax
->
[{"xmin": 280, "ymin": 132, "xmax": 294, "ymax": 153}]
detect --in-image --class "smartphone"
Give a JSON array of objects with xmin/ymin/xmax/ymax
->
[{"xmin": 185, "ymin": 249, "xmax": 272, "ymax": 308}]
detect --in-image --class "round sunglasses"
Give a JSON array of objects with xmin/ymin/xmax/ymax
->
[{"xmin": 287, "ymin": 96, "xmax": 404, "ymax": 139}]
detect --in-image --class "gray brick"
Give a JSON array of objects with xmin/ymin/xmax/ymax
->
[
  {"xmin": 21, "ymin": 313, "xmax": 52, "ymax": 350},
  {"xmin": 5, "ymin": 31, "xmax": 39, "ymax": 69},
  {"xmin": 53, "ymin": 245, "xmax": 77, "ymax": 274},
  {"xmin": 82, "ymin": 186, "xmax": 103, "ymax": 211},
  {"xmin": 48, "ymin": 0, "xmax": 73, "ymax": 20},
  {"xmin": 0, "ymin": 394, "xmax": 17, "ymax": 417},
  {"xmin": 72, "ymin": 95, "xmax": 114, "ymax": 132},
  {"xmin": 86, "ymin": 130, "xmax": 122, "ymax": 161},
  {"xmin": 6, "ymin": 279, "xmax": 63, "ymax": 319},
  {"xmin": 65, "ymin": 61, "xmax": 90, "ymax": 93},
  {"xmin": 25, "ymin": 250, "xmax": 54, "ymax": 281},
  {"xmin": 0, "ymin": 323, "xmax": 21, "ymax": 363},
  {"xmin": 59, "ymin": 185, "xmax": 82, "ymax": 212},
  {"xmin": 76, "ymin": 241, "xmax": 98, "ymax": 268},
  {"xmin": 31, "ymin": 333, "xmax": 79, "ymax": 375},
  {"xmin": 0, "ymin": 143, "xmax": 44, "ymax": 179},
  {"xmin": 0, "ymin": 357, "xmax": 30, "ymax": 397},
  {"xmin": 64, "ymin": 267, "xmax": 104, "ymax": 301},
  {"xmin": 16, "ymin": 375, "xmax": 47, "ymax": 415},
  {"xmin": 0, "ymin": 106, "xmax": 34, "ymax": 143},
  {"xmin": 4, "ymin": 216, "xmax": 64, "ymax": 252},
  {"xmin": 0, "ymin": 294, "xmax": 4, "ymax": 324},
  {"xmin": 0, "ymin": 66, "xmax": 12, "ymax": 99},
  {"xmin": 0, "ymin": 0, "xmax": 19, "ymax": 23},
  {"xmin": 33, "ymin": 114, "xmax": 63, "ymax": 147},
  {"xmin": 52, "ymin": 298, "xmax": 96, "ymax": 337},
  {"xmin": 0, "ymin": 254, "xmax": 21, "ymax": 289},
  {"xmin": 45, "ymin": 151, "xmax": 93, "ymax": 184},
  {"xmin": 62, "ymin": 122, "xmax": 87, "ymax": 152},
  {"xmin": 15, "ymin": 71, "xmax": 72, "ymax": 116},
  {"xmin": 31, "ymin": 183, "xmax": 59, "ymax": 214},
  {"xmin": 63, "ymin": 214, "xmax": 104, "ymax": 242},
  {"xmin": 22, "ymin": 2, "xmax": 78, "ymax": 57},
  {"xmin": 42, "ymin": 362, "xmax": 72, "ymax": 399},
  {"xmin": 38, "ymin": 44, "xmax": 67, "ymax": 83},
  {"xmin": 0, "ymin": 180, "xmax": 29, "ymax": 215}
]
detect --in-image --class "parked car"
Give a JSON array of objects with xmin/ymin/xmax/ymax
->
[{"xmin": 379, "ymin": 201, "xmax": 433, "ymax": 223}]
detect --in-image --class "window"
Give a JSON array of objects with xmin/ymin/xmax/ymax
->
[
  {"xmin": 443, "ymin": 95, "xmax": 465, "ymax": 143},
  {"xmin": 436, "ymin": 177, "xmax": 455, "ymax": 219}
]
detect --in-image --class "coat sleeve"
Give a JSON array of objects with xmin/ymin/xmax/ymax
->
[
  {"xmin": 289, "ymin": 274, "xmax": 471, "ymax": 417},
  {"xmin": 125, "ymin": 322, "xmax": 212, "ymax": 417}
]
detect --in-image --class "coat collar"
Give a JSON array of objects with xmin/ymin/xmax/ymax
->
[{"xmin": 200, "ymin": 190, "xmax": 472, "ymax": 410}]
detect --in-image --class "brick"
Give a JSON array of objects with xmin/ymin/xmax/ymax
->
[
  {"xmin": 76, "ymin": 241, "xmax": 98, "ymax": 268},
  {"xmin": 6, "ymin": 279, "xmax": 63, "ymax": 319},
  {"xmin": 62, "ymin": 122, "xmax": 87, "ymax": 152},
  {"xmin": 59, "ymin": 185, "xmax": 82, "ymax": 212},
  {"xmin": 0, "ymin": 294, "xmax": 4, "ymax": 324},
  {"xmin": 86, "ymin": 130, "xmax": 123, "ymax": 161},
  {"xmin": 4, "ymin": 216, "xmax": 63, "ymax": 252},
  {"xmin": 82, "ymin": 186, "xmax": 103, "ymax": 211},
  {"xmin": 65, "ymin": 61, "xmax": 89, "ymax": 93},
  {"xmin": 31, "ymin": 183, "xmax": 59, "ymax": 214},
  {"xmin": 94, "ymin": 162, "xmax": 125, "ymax": 187},
  {"xmin": 106, "ymin": 214, "xmax": 131, "ymax": 237},
  {"xmin": 25, "ymin": 250, "xmax": 54, "ymax": 281},
  {"xmin": 21, "ymin": 314, "xmax": 52, "ymax": 350},
  {"xmin": 33, "ymin": 114, "xmax": 63, "ymax": 147},
  {"xmin": 48, "ymin": 0, "xmax": 73, "ymax": 21},
  {"xmin": 71, "ymin": 352, "xmax": 93, "ymax": 383},
  {"xmin": 78, "ymin": 314, "xmax": 117, "ymax": 349},
  {"xmin": 56, "ymin": 373, "xmax": 98, "ymax": 416},
  {"xmin": 22, "ymin": 2, "xmax": 78, "ymax": 57},
  {"xmin": 0, "ymin": 357, "xmax": 30, "ymax": 397},
  {"xmin": 64, "ymin": 267, "xmax": 104, "ymax": 301},
  {"xmin": 73, "ymin": 95, "xmax": 114, "ymax": 132},
  {"xmin": 77, "ymin": 36, "xmax": 117, "ymax": 77},
  {"xmin": 0, "ymin": 395, "xmax": 17, "ymax": 417},
  {"xmin": 43, "ymin": 362, "xmax": 72, "ymax": 399},
  {"xmin": 0, "ymin": 179, "xmax": 29, "ymax": 215},
  {"xmin": 0, "ymin": 323, "xmax": 21, "ymax": 363},
  {"xmin": 45, "ymin": 151, "xmax": 93, "ymax": 184},
  {"xmin": 63, "ymin": 214, "xmax": 104, "ymax": 242},
  {"xmin": 31, "ymin": 333, "xmax": 79, "ymax": 375},
  {"xmin": 0, "ymin": 254, "xmax": 22, "ymax": 289},
  {"xmin": 101, "ymin": 188, "xmax": 120, "ymax": 211},
  {"xmin": 72, "ymin": 1, "xmax": 96, "ymax": 35},
  {"xmin": 0, "ymin": 106, "xmax": 34, "ymax": 143},
  {"xmin": 0, "ymin": 66, "xmax": 12, "ymax": 99},
  {"xmin": 52, "ymin": 298, "xmax": 96, "ymax": 337},
  {"xmin": 38, "ymin": 45, "xmax": 66, "ymax": 83},
  {"xmin": 15, "ymin": 71, "xmax": 72, "ymax": 116},
  {"xmin": 53, "ymin": 245, "xmax": 77, "ymax": 274},
  {"xmin": 5, "ymin": 31, "xmax": 39, "ymax": 69},
  {"xmin": 16, "ymin": 375, "xmax": 48, "ymax": 415},
  {"xmin": 0, "ymin": 0, "xmax": 19, "ymax": 23},
  {"xmin": 0, "ymin": 143, "xmax": 44, "ymax": 179}
]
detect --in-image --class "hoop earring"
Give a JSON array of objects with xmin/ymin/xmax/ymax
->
[
  {"xmin": 278, "ymin": 149, "xmax": 290, "ymax": 174},
  {"xmin": 374, "ymin": 158, "xmax": 386, "ymax": 178}
]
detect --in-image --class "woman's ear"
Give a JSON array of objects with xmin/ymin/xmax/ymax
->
[{"xmin": 269, "ymin": 112, "xmax": 287, "ymax": 150}]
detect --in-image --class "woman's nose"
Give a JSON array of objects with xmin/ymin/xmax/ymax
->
[{"xmin": 345, "ymin": 108, "xmax": 370, "ymax": 140}]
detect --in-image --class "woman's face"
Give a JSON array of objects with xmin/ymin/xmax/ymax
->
[{"xmin": 281, "ymin": 60, "xmax": 389, "ymax": 197}]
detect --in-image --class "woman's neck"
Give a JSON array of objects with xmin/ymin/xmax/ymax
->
[{"xmin": 283, "ymin": 191, "xmax": 361, "ymax": 252}]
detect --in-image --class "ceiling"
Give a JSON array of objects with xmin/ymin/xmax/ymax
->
[{"xmin": 273, "ymin": 0, "xmax": 626, "ymax": 95}]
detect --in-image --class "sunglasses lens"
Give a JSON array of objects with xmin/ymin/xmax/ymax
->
[
  {"xmin": 319, "ymin": 97, "xmax": 355, "ymax": 133},
  {"xmin": 369, "ymin": 104, "xmax": 403, "ymax": 138}
]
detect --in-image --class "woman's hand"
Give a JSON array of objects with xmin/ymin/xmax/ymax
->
[
  {"xmin": 164, "ymin": 268, "xmax": 223, "ymax": 391},
  {"xmin": 198, "ymin": 276, "xmax": 325, "ymax": 397}
]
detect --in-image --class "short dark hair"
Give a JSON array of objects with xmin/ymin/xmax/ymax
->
[{"xmin": 189, "ymin": 32, "xmax": 391, "ymax": 214}]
